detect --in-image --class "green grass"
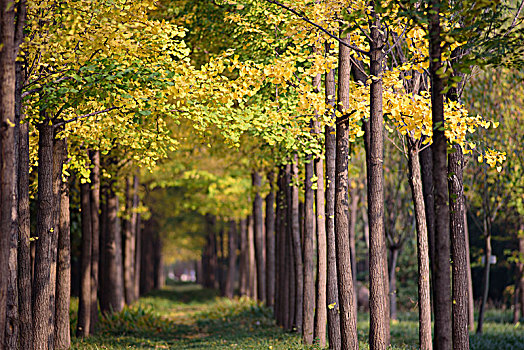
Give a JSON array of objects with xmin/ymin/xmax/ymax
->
[{"xmin": 71, "ymin": 283, "xmax": 524, "ymax": 349}]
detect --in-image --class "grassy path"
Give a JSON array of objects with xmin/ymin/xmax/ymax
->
[{"xmin": 72, "ymin": 283, "xmax": 524, "ymax": 349}]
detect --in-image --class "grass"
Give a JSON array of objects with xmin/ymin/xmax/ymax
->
[{"xmin": 71, "ymin": 283, "xmax": 524, "ymax": 349}]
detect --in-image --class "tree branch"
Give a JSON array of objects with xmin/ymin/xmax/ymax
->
[
  {"xmin": 265, "ymin": 0, "xmax": 370, "ymax": 55},
  {"xmin": 54, "ymin": 107, "xmax": 118, "ymax": 128}
]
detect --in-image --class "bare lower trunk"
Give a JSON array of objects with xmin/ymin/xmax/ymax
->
[
  {"xmin": 325, "ymin": 51, "xmax": 341, "ymax": 350},
  {"xmin": 224, "ymin": 220, "xmax": 237, "ymax": 299},
  {"xmin": 476, "ymin": 218, "xmax": 492, "ymax": 334},
  {"xmin": 303, "ymin": 156, "xmax": 316, "ymax": 344},
  {"xmin": 124, "ymin": 177, "xmax": 137, "ymax": 304},
  {"xmin": 90, "ymin": 150, "xmax": 100, "ymax": 329},
  {"xmin": 18, "ymin": 116, "xmax": 32, "ymax": 350},
  {"xmin": 291, "ymin": 157, "xmax": 304, "ymax": 332},
  {"xmin": 253, "ymin": 172, "xmax": 266, "ymax": 302},
  {"xmin": 32, "ymin": 121, "xmax": 56, "ymax": 350},
  {"xmin": 154, "ymin": 234, "xmax": 164, "ymax": 289},
  {"xmin": 101, "ymin": 189, "xmax": 124, "ymax": 313},
  {"xmin": 265, "ymin": 172, "xmax": 276, "ymax": 307},
  {"xmin": 314, "ymin": 141, "xmax": 327, "ymax": 347},
  {"xmin": 519, "ymin": 229, "xmax": 524, "ymax": 319},
  {"xmin": 448, "ymin": 145, "xmax": 469, "ymax": 349},
  {"xmin": 408, "ymin": 147, "xmax": 433, "ymax": 350},
  {"xmin": 77, "ymin": 183, "xmax": 92, "ymax": 337},
  {"xmin": 239, "ymin": 218, "xmax": 248, "ymax": 296},
  {"xmin": 429, "ymin": 1, "xmax": 452, "ymax": 348},
  {"xmin": 388, "ymin": 248, "xmax": 399, "ymax": 321},
  {"xmin": 55, "ymin": 176, "xmax": 70, "ymax": 349},
  {"xmin": 336, "ymin": 31, "xmax": 358, "ymax": 350},
  {"xmin": 464, "ymin": 210, "xmax": 475, "ymax": 331},
  {"xmin": 134, "ymin": 211, "xmax": 141, "ymax": 300},
  {"xmin": 248, "ymin": 215, "xmax": 257, "ymax": 299},
  {"xmin": 0, "ymin": 2, "xmax": 17, "ymax": 345}
]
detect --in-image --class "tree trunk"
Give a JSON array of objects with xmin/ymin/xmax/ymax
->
[
  {"xmin": 408, "ymin": 146, "xmax": 433, "ymax": 350},
  {"xmin": 54, "ymin": 174, "xmax": 70, "ymax": 349},
  {"xmin": 429, "ymin": 1, "xmax": 452, "ymax": 347},
  {"xmin": 225, "ymin": 220, "xmax": 237, "ymax": 299},
  {"xmin": 349, "ymin": 187, "xmax": 359, "ymax": 292},
  {"xmin": 448, "ymin": 144, "xmax": 469, "ymax": 349},
  {"xmin": 476, "ymin": 216, "xmax": 492, "ymax": 334},
  {"xmin": 464, "ymin": 207, "xmax": 475, "ymax": 330},
  {"xmin": 314, "ymin": 126, "xmax": 327, "ymax": 348},
  {"xmin": 335, "ymin": 30, "xmax": 358, "ymax": 350},
  {"xmin": 248, "ymin": 215, "xmax": 257, "ymax": 299},
  {"xmin": 519, "ymin": 227, "xmax": 524, "ymax": 318},
  {"xmin": 291, "ymin": 157, "xmax": 304, "ymax": 332},
  {"xmin": 90, "ymin": 150, "xmax": 100, "ymax": 329},
  {"xmin": 154, "ymin": 233, "xmax": 164, "ymax": 289},
  {"xmin": 139, "ymin": 218, "xmax": 155, "ymax": 295},
  {"xmin": 303, "ymin": 155, "xmax": 316, "ymax": 344},
  {"xmin": 266, "ymin": 172, "xmax": 276, "ymax": 307},
  {"xmin": 101, "ymin": 188, "xmax": 124, "ymax": 313},
  {"xmin": 124, "ymin": 177, "xmax": 137, "ymax": 304},
  {"xmin": 275, "ymin": 169, "xmax": 285, "ymax": 324},
  {"xmin": 18, "ymin": 115, "xmax": 32, "ymax": 350},
  {"xmin": 325, "ymin": 48, "xmax": 342, "ymax": 350},
  {"xmin": 239, "ymin": 218, "xmax": 248, "ymax": 296},
  {"xmin": 77, "ymin": 182, "xmax": 92, "ymax": 337},
  {"xmin": 388, "ymin": 247, "xmax": 399, "ymax": 321},
  {"xmin": 368, "ymin": 9, "xmax": 389, "ymax": 349},
  {"xmin": 285, "ymin": 165, "xmax": 295, "ymax": 330},
  {"xmin": 253, "ymin": 171, "xmax": 266, "ymax": 303},
  {"xmin": 32, "ymin": 121, "xmax": 55, "ymax": 350},
  {"xmin": 0, "ymin": 1, "xmax": 17, "ymax": 345},
  {"xmin": 134, "ymin": 210, "xmax": 141, "ymax": 300}
]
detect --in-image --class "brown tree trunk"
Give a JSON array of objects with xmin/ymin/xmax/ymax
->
[
  {"xmin": 134, "ymin": 210, "xmax": 141, "ymax": 300},
  {"xmin": 464, "ymin": 210, "xmax": 475, "ymax": 331},
  {"xmin": 139, "ymin": 218, "xmax": 155, "ymax": 295},
  {"xmin": 408, "ymin": 146, "xmax": 433, "ymax": 350},
  {"xmin": 477, "ymin": 215, "xmax": 492, "ymax": 334},
  {"xmin": 349, "ymin": 187, "xmax": 359, "ymax": 292},
  {"xmin": 368, "ymin": 9, "xmax": 389, "ymax": 349},
  {"xmin": 239, "ymin": 218, "xmax": 248, "ymax": 296},
  {"xmin": 32, "ymin": 121, "xmax": 55, "ymax": 350},
  {"xmin": 448, "ymin": 145, "xmax": 469, "ymax": 349},
  {"xmin": 388, "ymin": 247, "xmax": 399, "ymax": 321},
  {"xmin": 54, "ymin": 174, "xmax": 70, "ymax": 349},
  {"xmin": 303, "ymin": 155, "xmax": 316, "ymax": 344},
  {"xmin": 253, "ymin": 171, "xmax": 266, "ymax": 303},
  {"xmin": 285, "ymin": 165, "xmax": 295, "ymax": 330},
  {"xmin": 335, "ymin": 31, "xmax": 358, "ymax": 350},
  {"xmin": 266, "ymin": 172, "xmax": 276, "ymax": 307},
  {"xmin": 325, "ymin": 49, "xmax": 342, "ymax": 350},
  {"xmin": 124, "ymin": 177, "xmax": 137, "ymax": 304},
  {"xmin": 519, "ymin": 227, "xmax": 524, "ymax": 319},
  {"xmin": 77, "ymin": 182, "xmax": 92, "ymax": 337},
  {"xmin": 224, "ymin": 220, "xmax": 237, "ymax": 299},
  {"xmin": 0, "ymin": 1, "xmax": 17, "ymax": 345},
  {"xmin": 90, "ymin": 150, "xmax": 100, "ymax": 329},
  {"xmin": 248, "ymin": 215, "xmax": 257, "ymax": 299},
  {"xmin": 275, "ymin": 169, "xmax": 284, "ymax": 324},
  {"xmin": 154, "ymin": 233, "xmax": 164, "ymax": 289},
  {"xmin": 18, "ymin": 115, "xmax": 32, "ymax": 350},
  {"xmin": 429, "ymin": 1, "xmax": 452, "ymax": 347},
  {"xmin": 100, "ymin": 188, "xmax": 125, "ymax": 313},
  {"xmin": 291, "ymin": 157, "xmax": 304, "ymax": 332},
  {"xmin": 314, "ymin": 126, "xmax": 327, "ymax": 348}
]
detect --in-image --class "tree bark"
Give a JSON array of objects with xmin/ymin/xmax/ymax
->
[
  {"xmin": 0, "ymin": 1, "xmax": 17, "ymax": 345},
  {"xmin": 519, "ymin": 227, "xmax": 524, "ymax": 319},
  {"xmin": 154, "ymin": 233, "xmax": 164, "ymax": 289},
  {"xmin": 448, "ymin": 144, "xmax": 469, "ymax": 349},
  {"xmin": 476, "ymin": 215, "xmax": 492, "ymax": 334},
  {"xmin": 134, "ymin": 209, "xmax": 141, "ymax": 300},
  {"xmin": 239, "ymin": 218, "xmax": 248, "ymax": 296},
  {"xmin": 54, "ymin": 174, "xmax": 70, "ymax": 349},
  {"xmin": 325, "ymin": 49, "xmax": 342, "ymax": 350},
  {"xmin": 124, "ymin": 176, "xmax": 137, "ymax": 304},
  {"xmin": 388, "ymin": 247, "xmax": 399, "ymax": 321},
  {"xmin": 225, "ymin": 220, "xmax": 237, "ymax": 299},
  {"xmin": 90, "ymin": 150, "xmax": 100, "ymax": 329},
  {"xmin": 248, "ymin": 215, "xmax": 257, "ymax": 299},
  {"xmin": 32, "ymin": 121, "xmax": 55, "ymax": 350},
  {"xmin": 77, "ymin": 182, "xmax": 92, "ymax": 337},
  {"xmin": 464, "ymin": 209, "xmax": 475, "ymax": 331},
  {"xmin": 18, "ymin": 114, "xmax": 32, "ymax": 350},
  {"xmin": 368, "ymin": 9, "xmax": 389, "ymax": 349},
  {"xmin": 275, "ymin": 169, "xmax": 285, "ymax": 325},
  {"xmin": 303, "ymin": 155, "xmax": 316, "ymax": 344},
  {"xmin": 253, "ymin": 171, "xmax": 266, "ymax": 303},
  {"xmin": 314, "ymin": 125, "xmax": 327, "ymax": 348},
  {"xmin": 408, "ymin": 146, "xmax": 433, "ymax": 350},
  {"xmin": 429, "ymin": 0, "xmax": 452, "ymax": 347},
  {"xmin": 290, "ymin": 157, "xmax": 304, "ymax": 332},
  {"xmin": 266, "ymin": 172, "xmax": 276, "ymax": 307},
  {"xmin": 100, "ymin": 188, "xmax": 124, "ymax": 313},
  {"xmin": 335, "ymin": 31, "xmax": 358, "ymax": 350}
]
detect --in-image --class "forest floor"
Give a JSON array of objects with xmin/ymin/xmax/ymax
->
[{"xmin": 71, "ymin": 283, "xmax": 524, "ymax": 349}]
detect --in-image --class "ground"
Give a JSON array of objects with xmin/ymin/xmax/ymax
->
[{"xmin": 71, "ymin": 283, "xmax": 524, "ymax": 349}]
